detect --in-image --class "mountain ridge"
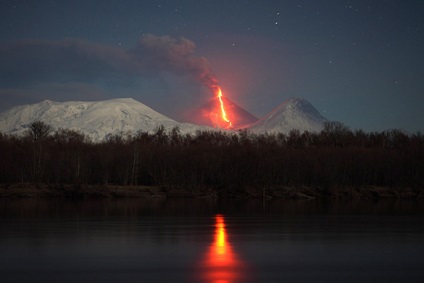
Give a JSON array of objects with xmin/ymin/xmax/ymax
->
[
  {"xmin": 0, "ymin": 98, "xmax": 213, "ymax": 141},
  {"xmin": 0, "ymin": 96, "xmax": 329, "ymax": 141}
]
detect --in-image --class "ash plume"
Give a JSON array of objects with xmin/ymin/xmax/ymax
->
[
  {"xmin": 0, "ymin": 34, "xmax": 219, "ymax": 91},
  {"xmin": 0, "ymin": 34, "xmax": 222, "ymax": 114},
  {"xmin": 132, "ymin": 34, "xmax": 219, "ymax": 89}
]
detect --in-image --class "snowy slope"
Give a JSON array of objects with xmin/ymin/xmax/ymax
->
[
  {"xmin": 0, "ymin": 97, "xmax": 329, "ymax": 140},
  {"xmin": 0, "ymin": 98, "xmax": 212, "ymax": 141},
  {"xmin": 247, "ymin": 97, "xmax": 327, "ymax": 134}
]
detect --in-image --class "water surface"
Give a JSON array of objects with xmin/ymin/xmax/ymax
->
[{"xmin": 1, "ymin": 198, "xmax": 423, "ymax": 282}]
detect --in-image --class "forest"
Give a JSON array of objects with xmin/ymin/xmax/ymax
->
[{"xmin": 0, "ymin": 121, "xmax": 423, "ymax": 198}]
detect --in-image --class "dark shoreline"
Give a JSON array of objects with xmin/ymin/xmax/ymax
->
[{"xmin": 1, "ymin": 183, "xmax": 422, "ymax": 200}]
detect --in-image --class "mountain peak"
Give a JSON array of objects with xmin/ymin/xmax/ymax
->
[
  {"xmin": 0, "ymin": 98, "xmax": 212, "ymax": 141},
  {"xmin": 0, "ymin": 96, "xmax": 330, "ymax": 141},
  {"xmin": 247, "ymin": 97, "xmax": 327, "ymax": 134}
]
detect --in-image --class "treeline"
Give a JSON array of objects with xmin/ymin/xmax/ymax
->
[{"xmin": 0, "ymin": 121, "xmax": 423, "ymax": 195}]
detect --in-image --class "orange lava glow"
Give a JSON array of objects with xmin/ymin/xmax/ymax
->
[
  {"xmin": 197, "ymin": 215, "xmax": 245, "ymax": 283},
  {"xmin": 216, "ymin": 87, "xmax": 232, "ymax": 129}
]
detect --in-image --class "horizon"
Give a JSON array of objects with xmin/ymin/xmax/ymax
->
[{"xmin": 1, "ymin": 96, "xmax": 419, "ymax": 136}]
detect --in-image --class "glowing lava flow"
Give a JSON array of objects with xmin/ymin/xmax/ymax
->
[{"xmin": 216, "ymin": 87, "xmax": 232, "ymax": 128}]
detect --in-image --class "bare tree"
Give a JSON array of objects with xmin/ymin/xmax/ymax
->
[
  {"xmin": 322, "ymin": 121, "xmax": 350, "ymax": 147},
  {"xmin": 27, "ymin": 121, "xmax": 52, "ymax": 143},
  {"xmin": 26, "ymin": 121, "xmax": 52, "ymax": 182}
]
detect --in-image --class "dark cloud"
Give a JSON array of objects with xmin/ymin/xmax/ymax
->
[
  {"xmin": 0, "ymin": 39, "xmax": 135, "ymax": 86},
  {"xmin": 132, "ymin": 34, "xmax": 218, "ymax": 89},
  {"xmin": 0, "ymin": 35, "xmax": 219, "ymax": 90}
]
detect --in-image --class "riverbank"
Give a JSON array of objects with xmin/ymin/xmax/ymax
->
[{"xmin": 0, "ymin": 183, "xmax": 423, "ymax": 200}]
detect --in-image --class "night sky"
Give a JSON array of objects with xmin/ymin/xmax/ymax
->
[{"xmin": 1, "ymin": 0, "xmax": 423, "ymax": 132}]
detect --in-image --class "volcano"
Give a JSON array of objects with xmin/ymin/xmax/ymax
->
[
  {"xmin": 185, "ymin": 96, "xmax": 258, "ymax": 129},
  {"xmin": 0, "ymin": 97, "xmax": 330, "ymax": 142},
  {"xmin": 247, "ymin": 97, "xmax": 327, "ymax": 134}
]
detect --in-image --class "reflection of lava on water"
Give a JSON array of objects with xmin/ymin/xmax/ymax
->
[{"xmin": 197, "ymin": 215, "xmax": 246, "ymax": 283}]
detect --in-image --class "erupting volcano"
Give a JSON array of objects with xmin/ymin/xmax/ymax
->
[
  {"xmin": 185, "ymin": 87, "xmax": 258, "ymax": 129},
  {"xmin": 0, "ymin": 34, "xmax": 330, "ymax": 139}
]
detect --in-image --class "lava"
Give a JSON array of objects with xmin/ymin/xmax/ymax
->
[{"xmin": 214, "ymin": 87, "xmax": 232, "ymax": 129}]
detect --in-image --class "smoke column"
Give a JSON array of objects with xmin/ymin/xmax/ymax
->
[{"xmin": 132, "ymin": 34, "xmax": 219, "ymax": 91}]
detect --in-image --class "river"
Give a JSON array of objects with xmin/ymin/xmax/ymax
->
[{"xmin": 1, "ymin": 198, "xmax": 424, "ymax": 282}]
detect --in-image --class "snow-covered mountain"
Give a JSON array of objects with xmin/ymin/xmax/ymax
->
[
  {"xmin": 246, "ymin": 97, "xmax": 327, "ymax": 134},
  {"xmin": 0, "ymin": 98, "xmax": 212, "ymax": 141},
  {"xmin": 0, "ymin": 97, "xmax": 329, "ymax": 141}
]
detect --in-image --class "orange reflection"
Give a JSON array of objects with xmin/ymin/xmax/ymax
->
[{"xmin": 198, "ymin": 214, "xmax": 245, "ymax": 283}]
